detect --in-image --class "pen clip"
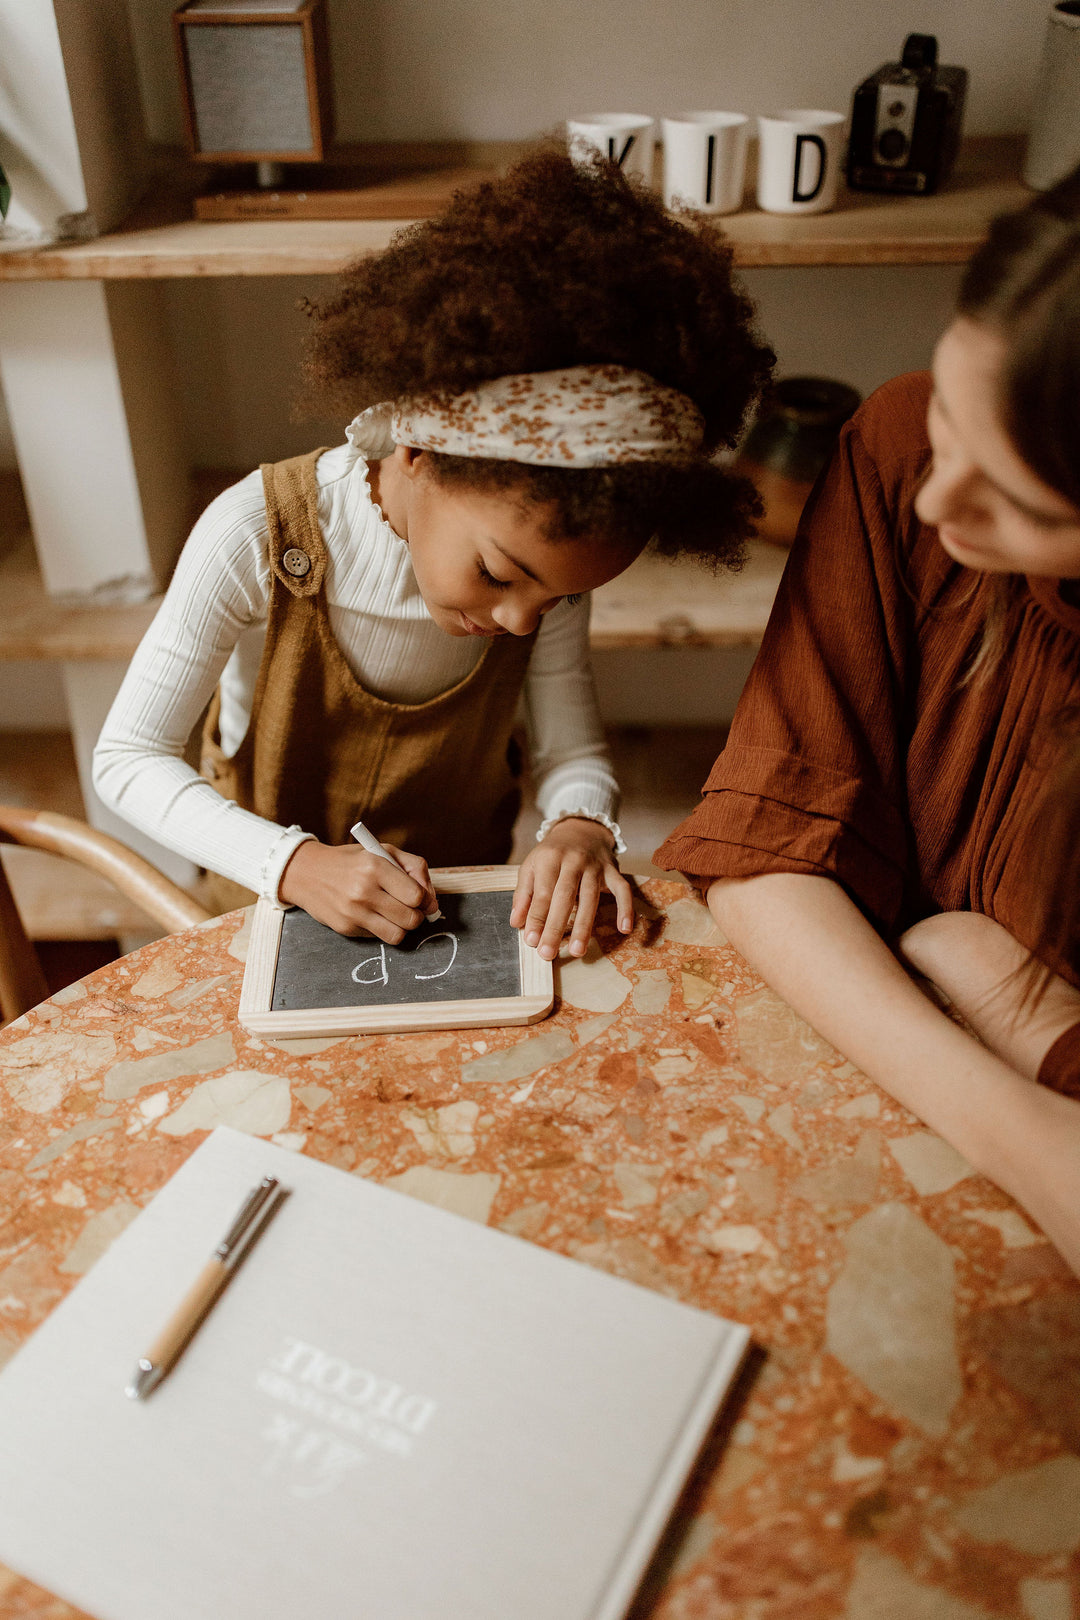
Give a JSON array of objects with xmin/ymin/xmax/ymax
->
[{"xmin": 214, "ymin": 1176, "xmax": 279, "ymax": 1264}]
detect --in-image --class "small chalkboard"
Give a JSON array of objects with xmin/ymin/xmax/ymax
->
[{"xmin": 238, "ymin": 867, "xmax": 553, "ymax": 1037}]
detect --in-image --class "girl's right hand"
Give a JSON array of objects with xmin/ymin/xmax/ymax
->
[{"xmin": 277, "ymin": 839, "xmax": 435, "ymax": 940}]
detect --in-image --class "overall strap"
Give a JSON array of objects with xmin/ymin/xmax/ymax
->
[{"xmin": 260, "ymin": 448, "xmax": 331, "ymax": 598}]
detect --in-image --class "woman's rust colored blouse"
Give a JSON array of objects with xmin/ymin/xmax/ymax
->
[{"xmin": 655, "ymin": 371, "xmax": 1080, "ymax": 997}]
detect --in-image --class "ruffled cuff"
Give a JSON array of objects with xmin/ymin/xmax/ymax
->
[
  {"xmin": 536, "ymin": 809, "xmax": 627, "ymax": 855},
  {"xmin": 261, "ymin": 825, "xmax": 317, "ymax": 908}
]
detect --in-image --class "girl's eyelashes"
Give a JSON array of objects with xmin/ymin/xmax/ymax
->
[
  {"xmin": 476, "ymin": 563, "xmax": 583, "ymax": 607},
  {"xmin": 478, "ymin": 562, "xmax": 510, "ymax": 589}
]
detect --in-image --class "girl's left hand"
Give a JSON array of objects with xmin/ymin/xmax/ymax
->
[{"xmin": 511, "ymin": 818, "xmax": 635, "ymax": 961}]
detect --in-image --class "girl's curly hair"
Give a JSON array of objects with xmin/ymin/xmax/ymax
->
[{"xmin": 301, "ymin": 148, "xmax": 774, "ymax": 565}]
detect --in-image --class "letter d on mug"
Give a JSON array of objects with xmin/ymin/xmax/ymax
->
[{"xmin": 757, "ymin": 109, "xmax": 846, "ymax": 214}]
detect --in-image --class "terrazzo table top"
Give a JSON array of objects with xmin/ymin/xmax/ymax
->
[{"xmin": 0, "ymin": 877, "xmax": 1077, "ymax": 1620}]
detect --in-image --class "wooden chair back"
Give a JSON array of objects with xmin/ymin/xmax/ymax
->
[{"xmin": 0, "ymin": 805, "xmax": 211, "ymax": 1026}]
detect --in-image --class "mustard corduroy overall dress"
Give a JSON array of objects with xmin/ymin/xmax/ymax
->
[{"xmin": 200, "ymin": 450, "xmax": 538, "ymax": 912}]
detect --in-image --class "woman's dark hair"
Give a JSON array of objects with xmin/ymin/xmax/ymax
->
[
  {"xmin": 958, "ymin": 168, "xmax": 1080, "ymax": 990},
  {"xmin": 301, "ymin": 148, "xmax": 774, "ymax": 565},
  {"xmin": 959, "ymin": 166, "xmax": 1080, "ymax": 509}
]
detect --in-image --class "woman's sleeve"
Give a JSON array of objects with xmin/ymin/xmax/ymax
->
[
  {"xmin": 92, "ymin": 476, "xmax": 312, "ymax": 902},
  {"xmin": 521, "ymin": 597, "xmax": 623, "ymax": 847},
  {"xmin": 654, "ymin": 406, "xmax": 917, "ymax": 933}
]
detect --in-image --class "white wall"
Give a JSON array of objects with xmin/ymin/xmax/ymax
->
[
  {"xmin": 127, "ymin": 0, "xmax": 1049, "ymax": 143},
  {"xmin": 0, "ymin": 259, "xmax": 968, "ymax": 481},
  {"xmin": 148, "ymin": 262, "xmax": 963, "ymax": 477},
  {"xmin": 0, "ymin": 1, "xmax": 1049, "ymax": 475},
  {"xmin": 0, "ymin": 0, "xmax": 1050, "ymax": 736},
  {"xmin": 742, "ymin": 262, "xmax": 964, "ymax": 396},
  {"xmin": 161, "ymin": 277, "xmax": 342, "ymax": 468},
  {"xmin": 121, "ymin": 0, "xmax": 1034, "ymax": 471},
  {"xmin": 0, "ymin": 662, "xmax": 69, "ymax": 729}
]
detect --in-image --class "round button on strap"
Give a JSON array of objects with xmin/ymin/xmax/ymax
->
[{"xmin": 282, "ymin": 547, "xmax": 312, "ymax": 578}]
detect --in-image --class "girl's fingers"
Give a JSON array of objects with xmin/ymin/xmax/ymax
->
[
  {"xmin": 325, "ymin": 902, "xmax": 410, "ymax": 943},
  {"xmin": 511, "ymin": 866, "xmax": 535, "ymax": 929},
  {"xmin": 381, "ymin": 845, "xmax": 436, "ymax": 913},
  {"xmin": 371, "ymin": 890, "xmax": 428, "ymax": 935},
  {"xmin": 567, "ymin": 873, "xmax": 601, "ymax": 957},
  {"xmin": 357, "ymin": 915, "xmax": 409, "ymax": 945},
  {"xmin": 356, "ymin": 862, "xmax": 428, "ymax": 937},
  {"xmin": 523, "ymin": 866, "xmax": 560, "ymax": 948},
  {"xmin": 388, "ymin": 848, "xmax": 440, "ymax": 913},
  {"xmin": 342, "ymin": 850, "xmax": 424, "ymax": 912},
  {"xmin": 605, "ymin": 867, "xmax": 636, "ymax": 933},
  {"xmin": 536, "ymin": 871, "xmax": 585, "ymax": 960}
]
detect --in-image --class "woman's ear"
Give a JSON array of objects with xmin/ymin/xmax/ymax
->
[{"xmin": 396, "ymin": 445, "xmax": 426, "ymax": 478}]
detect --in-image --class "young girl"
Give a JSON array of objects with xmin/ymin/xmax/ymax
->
[
  {"xmin": 94, "ymin": 152, "xmax": 772, "ymax": 961},
  {"xmin": 656, "ymin": 171, "xmax": 1080, "ymax": 1276}
]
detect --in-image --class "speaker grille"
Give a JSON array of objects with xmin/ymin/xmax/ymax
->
[{"xmin": 185, "ymin": 24, "xmax": 313, "ymax": 154}]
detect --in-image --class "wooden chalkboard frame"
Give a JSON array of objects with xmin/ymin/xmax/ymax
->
[{"xmin": 237, "ymin": 867, "xmax": 553, "ymax": 1037}]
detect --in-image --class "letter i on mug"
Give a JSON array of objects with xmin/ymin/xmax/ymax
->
[
  {"xmin": 756, "ymin": 109, "xmax": 846, "ymax": 213},
  {"xmin": 566, "ymin": 113, "xmax": 656, "ymax": 181},
  {"xmin": 662, "ymin": 112, "xmax": 749, "ymax": 213}
]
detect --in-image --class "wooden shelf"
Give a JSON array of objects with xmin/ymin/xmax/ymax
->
[
  {"xmin": 0, "ymin": 533, "xmax": 159, "ymax": 661},
  {"xmin": 0, "ymin": 495, "xmax": 786, "ymax": 662},
  {"xmin": 588, "ymin": 543, "xmax": 785, "ymax": 649},
  {"xmin": 0, "ymin": 136, "xmax": 1028, "ymax": 280},
  {"xmin": 0, "ymin": 472, "xmax": 229, "ymax": 662}
]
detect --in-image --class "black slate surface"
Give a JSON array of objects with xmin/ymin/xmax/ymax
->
[{"xmin": 271, "ymin": 889, "xmax": 522, "ymax": 1011}]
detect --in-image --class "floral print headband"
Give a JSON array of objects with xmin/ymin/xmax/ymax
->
[{"xmin": 345, "ymin": 364, "xmax": 706, "ymax": 468}]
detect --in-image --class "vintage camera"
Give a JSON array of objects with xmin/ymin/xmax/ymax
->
[{"xmin": 847, "ymin": 34, "xmax": 967, "ymax": 195}]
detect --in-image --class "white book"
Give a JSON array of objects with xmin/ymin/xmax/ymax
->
[{"xmin": 0, "ymin": 1128, "xmax": 749, "ymax": 1620}]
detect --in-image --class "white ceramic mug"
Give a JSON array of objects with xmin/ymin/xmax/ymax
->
[
  {"xmin": 661, "ymin": 112, "xmax": 749, "ymax": 213},
  {"xmin": 756, "ymin": 109, "xmax": 846, "ymax": 214},
  {"xmin": 1025, "ymin": 1, "xmax": 1080, "ymax": 189},
  {"xmin": 566, "ymin": 114, "xmax": 656, "ymax": 181}
]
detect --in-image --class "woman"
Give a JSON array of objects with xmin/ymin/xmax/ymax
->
[{"xmin": 656, "ymin": 170, "xmax": 1080, "ymax": 1275}]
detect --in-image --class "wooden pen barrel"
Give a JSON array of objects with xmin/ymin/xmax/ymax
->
[{"xmin": 144, "ymin": 1257, "xmax": 229, "ymax": 1370}]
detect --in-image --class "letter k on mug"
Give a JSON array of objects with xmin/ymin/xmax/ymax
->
[
  {"xmin": 757, "ymin": 109, "xmax": 846, "ymax": 213},
  {"xmin": 566, "ymin": 113, "xmax": 655, "ymax": 181}
]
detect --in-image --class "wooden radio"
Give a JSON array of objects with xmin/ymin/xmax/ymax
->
[
  {"xmin": 173, "ymin": 0, "xmax": 489, "ymax": 222},
  {"xmin": 173, "ymin": 0, "xmax": 333, "ymax": 169}
]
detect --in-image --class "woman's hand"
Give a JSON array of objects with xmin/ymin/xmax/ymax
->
[
  {"xmin": 898, "ymin": 910, "xmax": 1080, "ymax": 1080},
  {"xmin": 511, "ymin": 818, "xmax": 634, "ymax": 961},
  {"xmin": 277, "ymin": 839, "xmax": 436, "ymax": 940}
]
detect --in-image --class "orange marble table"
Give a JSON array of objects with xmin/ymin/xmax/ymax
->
[{"xmin": 0, "ymin": 878, "xmax": 1078, "ymax": 1620}]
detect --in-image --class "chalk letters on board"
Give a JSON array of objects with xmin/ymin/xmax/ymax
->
[
  {"xmin": 272, "ymin": 890, "xmax": 521, "ymax": 1012},
  {"xmin": 238, "ymin": 867, "xmax": 553, "ymax": 1037},
  {"xmin": 350, "ymin": 932, "xmax": 459, "ymax": 989}
]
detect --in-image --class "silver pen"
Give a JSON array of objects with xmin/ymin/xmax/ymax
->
[{"xmin": 125, "ymin": 1175, "xmax": 286, "ymax": 1400}]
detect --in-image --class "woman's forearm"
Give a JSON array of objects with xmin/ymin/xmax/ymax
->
[
  {"xmin": 709, "ymin": 871, "xmax": 1080, "ymax": 1274},
  {"xmin": 707, "ymin": 872, "xmax": 1042, "ymax": 1182},
  {"xmin": 897, "ymin": 911, "xmax": 1080, "ymax": 1080}
]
